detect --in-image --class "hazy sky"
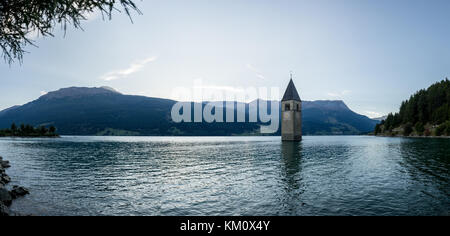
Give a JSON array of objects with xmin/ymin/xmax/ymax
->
[{"xmin": 1, "ymin": 0, "xmax": 449, "ymax": 118}]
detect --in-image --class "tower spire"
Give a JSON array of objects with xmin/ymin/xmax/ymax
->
[{"xmin": 281, "ymin": 76, "xmax": 301, "ymax": 102}]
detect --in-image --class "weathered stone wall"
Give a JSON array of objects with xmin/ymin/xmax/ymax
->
[{"xmin": 281, "ymin": 100, "xmax": 302, "ymax": 141}]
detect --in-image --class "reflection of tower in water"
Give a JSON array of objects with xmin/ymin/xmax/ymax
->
[
  {"xmin": 279, "ymin": 141, "xmax": 305, "ymax": 214},
  {"xmin": 280, "ymin": 142, "xmax": 303, "ymax": 187}
]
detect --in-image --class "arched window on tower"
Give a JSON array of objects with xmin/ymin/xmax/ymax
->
[
  {"xmin": 296, "ymin": 104, "xmax": 299, "ymax": 111},
  {"xmin": 285, "ymin": 104, "xmax": 290, "ymax": 111}
]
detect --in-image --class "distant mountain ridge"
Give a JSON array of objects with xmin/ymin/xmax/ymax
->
[
  {"xmin": 0, "ymin": 105, "xmax": 20, "ymax": 116},
  {"xmin": 302, "ymin": 100, "xmax": 349, "ymax": 111},
  {"xmin": 373, "ymin": 116, "xmax": 388, "ymax": 121},
  {"xmin": 0, "ymin": 87, "xmax": 379, "ymax": 136},
  {"xmin": 40, "ymin": 86, "xmax": 121, "ymax": 100}
]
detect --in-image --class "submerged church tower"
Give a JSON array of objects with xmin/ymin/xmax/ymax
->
[{"xmin": 281, "ymin": 76, "xmax": 302, "ymax": 141}]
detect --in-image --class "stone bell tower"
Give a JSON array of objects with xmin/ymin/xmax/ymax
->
[{"xmin": 281, "ymin": 75, "xmax": 302, "ymax": 141}]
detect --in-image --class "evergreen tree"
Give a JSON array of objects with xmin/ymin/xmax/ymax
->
[
  {"xmin": 1, "ymin": 123, "xmax": 58, "ymax": 137},
  {"xmin": 404, "ymin": 123, "xmax": 413, "ymax": 136},
  {"xmin": 415, "ymin": 122, "xmax": 424, "ymax": 135},
  {"xmin": 39, "ymin": 126, "xmax": 48, "ymax": 135},
  {"xmin": 376, "ymin": 79, "xmax": 450, "ymax": 135},
  {"xmin": 436, "ymin": 123, "xmax": 446, "ymax": 136},
  {"xmin": 374, "ymin": 124, "xmax": 381, "ymax": 135},
  {"xmin": 49, "ymin": 126, "xmax": 56, "ymax": 134},
  {"xmin": 384, "ymin": 113, "xmax": 394, "ymax": 131},
  {"xmin": 10, "ymin": 123, "xmax": 17, "ymax": 134},
  {"xmin": 19, "ymin": 123, "xmax": 25, "ymax": 134}
]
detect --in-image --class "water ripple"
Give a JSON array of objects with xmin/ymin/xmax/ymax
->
[{"xmin": 0, "ymin": 136, "xmax": 448, "ymax": 216}]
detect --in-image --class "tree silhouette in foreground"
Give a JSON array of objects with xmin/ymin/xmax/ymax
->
[{"xmin": 0, "ymin": 0, "xmax": 140, "ymax": 64}]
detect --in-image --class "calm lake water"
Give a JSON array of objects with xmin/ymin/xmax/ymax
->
[{"xmin": 0, "ymin": 136, "xmax": 448, "ymax": 216}]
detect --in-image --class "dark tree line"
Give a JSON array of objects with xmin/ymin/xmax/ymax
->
[
  {"xmin": 375, "ymin": 78, "xmax": 450, "ymax": 136},
  {"xmin": 1, "ymin": 0, "xmax": 140, "ymax": 64},
  {"xmin": 0, "ymin": 123, "xmax": 58, "ymax": 137}
]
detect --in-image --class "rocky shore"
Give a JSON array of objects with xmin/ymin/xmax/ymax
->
[{"xmin": 0, "ymin": 155, "xmax": 30, "ymax": 216}]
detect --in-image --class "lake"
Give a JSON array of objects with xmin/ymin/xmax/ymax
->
[{"xmin": 0, "ymin": 136, "xmax": 448, "ymax": 216}]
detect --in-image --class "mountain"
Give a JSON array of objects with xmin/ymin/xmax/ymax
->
[
  {"xmin": 0, "ymin": 105, "xmax": 19, "ymax": 116},
  {"xmin": 0, "ymin": 87, "xmax": 378, "ymax": 135},
  {"xmin": 301, "ymin": 100, "xmax": 378, "ymax": 135},
  {"xmin": 373, "ymin": 115, "xmax": 387, "ymax": 121}
]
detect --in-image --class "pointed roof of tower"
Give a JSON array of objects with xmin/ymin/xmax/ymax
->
[{"xmin": 282, "ymin": 78, "xmax": 301, "ymax": 101}]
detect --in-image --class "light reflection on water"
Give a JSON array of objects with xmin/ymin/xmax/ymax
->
[{"xmin": 0, "ymin": 136, "xmax": 448, "ymax": 216}]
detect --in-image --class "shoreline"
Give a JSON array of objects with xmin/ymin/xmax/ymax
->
[
  {"xmin": 374, "ymin": 134, "xmax": 450, "ymax": 139},
  {"xmin": 0, "ymin": 155, "xmax": 30, "ymax": 216},
  {"xmin": 0, "ymin": 135, "xmax": 60, "ymax": 138}
]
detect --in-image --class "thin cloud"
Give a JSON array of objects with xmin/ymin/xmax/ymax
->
[
  {"xmin": 364, "ymin": 111, "xmax": 383, "ymax": 118},
  {"xmin": 327, "ymin": 90, "xmax": 351, "ymax": 98},
  {"xmin": 27, "ymin": 30, "xmax": 39, "ymax": 40},
  {"xmin": 101, "ymin": 56, "xmax": 157, "ymax": 81},
  {"xmin": 84, "ymin": 10, "xmax": 100, "ymax": 22},
  {"xmin": 193, "ymin": 85, "xmax": 245, "ymax": 93},
  {"xmin": 327, "ymin": 92, "xmax": 340, "ymax": 97},
  {"xmin": 246, "ymin": 64, "xmax": 266, "ymax": 80}
]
